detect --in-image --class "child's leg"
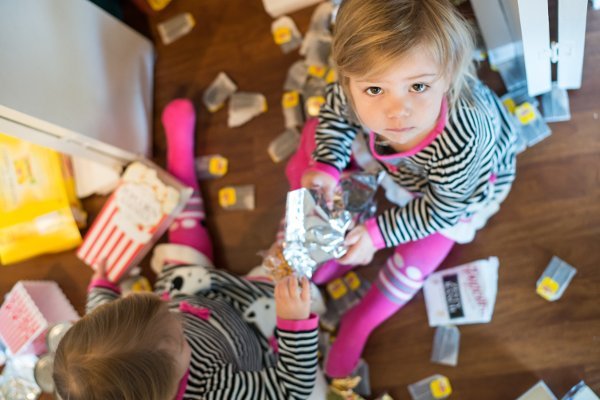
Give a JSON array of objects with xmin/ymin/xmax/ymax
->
[
  {"xmin": 285, "ymin": 118, "xmax": 319, "ymax": 190},
  {"xmin": 325, "ymin": 233, "xmax": 455, "ymax": 377},
  {"xmin": 162, "ymin": 99, "xmax": 213, "ymax": 261}
]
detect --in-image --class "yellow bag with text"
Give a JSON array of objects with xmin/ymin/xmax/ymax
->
[{"xmin": 0, "ymin": 133, "xmax": 82, "ymax": 264}]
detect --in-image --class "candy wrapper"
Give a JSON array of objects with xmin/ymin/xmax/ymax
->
[
  {"xmin": 265, "ymin": 173, "xmax": 381, "ymax": 279},
  {"xmin": 282, "ymin": 188, "xmax": 352, "ymax": 278}
]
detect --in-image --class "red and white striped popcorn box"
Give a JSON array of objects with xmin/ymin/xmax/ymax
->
[
  {"xmin": 0, "ymin": 281, "xmax": 79, "ymax": 355},
  {"xmin": 77, "ymin": 160, "xmax": 192, "ymax": 282}
]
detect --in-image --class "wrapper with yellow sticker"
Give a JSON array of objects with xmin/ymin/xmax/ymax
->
[
  {"xmin": 536, "ymin": 256, "xmax": 577, "ymax": 301},
  {"xmin": 282, "ymin": 90, "xmax": 305, "ymax": 129},
  {"xmin": 408, "ymin": 374, "xmax": 452, "ymax": 400},
  {"xmin": 501, "ymin": 89, "xmax": 551, "ymax": 152},
  {"xmin": 271, "ymin": 16, "xmax": 302, "ymax": 54},
  {"xmin": 321, "ymin": 272, "xmax": 371, "ymax": 332},
  {"xmin": 0, "ymin": 133, "xmax": 82, "ymax": 265},
  {"xmin": 146, "ymin": 0, "xmax": 172, "ymax": 11},
  {"xmin": 195, "ymin": 154, "xmax": 228, "ymax": 180},
  {"xmin": 218, "ymin": 185, "xmax": 255, "ymax": 211}
]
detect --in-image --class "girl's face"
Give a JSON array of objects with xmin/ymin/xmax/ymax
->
[{"xmin": 348, "ymin": 45, "xmax": 450, "ymax": 151}]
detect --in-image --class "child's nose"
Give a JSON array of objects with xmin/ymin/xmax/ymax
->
[{"xmin": 385, "ymin": 97, "xmax": 410, "ymax": 119}]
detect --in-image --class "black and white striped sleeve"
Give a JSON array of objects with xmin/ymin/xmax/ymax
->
[
  {"xmin": 86, "ymin": 279, "xmax": 121, "ymax": 314},
  {"xmin": 376, "ymin": 107, "xmax": 497, "ymax": 246},
  {"xmin": 201, "ymin": 318, "xmax": 319, "ymax": 400},
  {"xmin": 313, "ymin": 83, "xmax": 360, "ymax": 171}
]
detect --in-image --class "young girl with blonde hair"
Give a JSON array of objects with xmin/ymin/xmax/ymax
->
[
  {"xmin": 286, "ymin": 0, "xmax": 517, "ymax": 377},
  {"xmin": 54, "ymin": 99, "xmax": 319, "ymax": 400}
]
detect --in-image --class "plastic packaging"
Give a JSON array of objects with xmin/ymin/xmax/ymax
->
[
  {"xmin": 536, "ymin": 256, "xmax": 577, "ymax": 301},
  {"xmin": 203, "ymin": 72, "xmax": 238, "ymax": 113},
  {"xmin": 228, "ymin": 92, "xmax": 268, "ymax": 127},
  {"xmin": 157, "ymin": 13, "xmax": 195, "ymax": 45}
]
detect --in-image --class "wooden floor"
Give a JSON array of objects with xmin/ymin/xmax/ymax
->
[{"xmin": 2, "ymin": 1, "xmax": 599, "ymax": 399}]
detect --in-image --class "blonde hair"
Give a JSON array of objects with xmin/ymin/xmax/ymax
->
[
  {"xmin": 53, "ymin": 294, "xmax": 179, "ymax": 400},
  {"xmin": 332, "ymin": 0, "xmax": 476, "ymax": 108}
]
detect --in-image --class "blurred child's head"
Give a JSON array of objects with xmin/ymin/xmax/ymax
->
[
  {"xmin": 54, "ymin": 293, "xmax": 191, "ymax": 400},
  {"xmin": 332, "ymin": 0, "xmax": 475, "ymax": 148}
]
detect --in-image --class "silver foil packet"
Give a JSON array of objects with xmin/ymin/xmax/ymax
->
[
  {"xmin": 283, "ymin": 188, "xmax": 352, "ymax": 278},
  {"xmin": 282, "ymin": 173, "xmax": 381, "ymax": 277}
]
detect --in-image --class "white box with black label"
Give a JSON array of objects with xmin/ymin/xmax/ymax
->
[{"xmin": 423, "ymin": 257, "xmax": 499, "ymax": 327}]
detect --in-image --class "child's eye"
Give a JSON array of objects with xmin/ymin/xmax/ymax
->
[
  {"xmin": 365, "ymin": 86, "xmax": 383, "ymax": 96},
  {"xmin": 411, "ymin": 83, "xmax": 429, "ymax": 93}
]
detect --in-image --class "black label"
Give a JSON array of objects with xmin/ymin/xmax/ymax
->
[{"xmin": 443, "ymin": 274, "xmax": 464, "ymax": 319}]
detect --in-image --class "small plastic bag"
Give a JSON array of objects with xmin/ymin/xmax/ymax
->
[
  {"xmin": 218, "ymin": 185, "xmax": 255, "ymax": 211},
  {"xmin": 203, "ymin": 72, "xmax": 238, "ymax": 113},
  {"xmin": 271, "ymin": 16, "xmax": 302, "ymax": 53},
  {"xmin": 430, "ymin": 325, "xmax": 460, "ymax": 367},
  {"xmin": 300, "ymin": 31, "xmax": 332, "ymax": 67},
  {"xmin": 408, "ymin": 375, "xmax": 452, "ymax": 400},
  {"xmin": 157, "ymin": 13, "xmax": 195, "ymax": 45},
  {"xmin": 284, "ymin": 61, "xmax": 309, "ymax": 91},
  {"xmin": 195, "ymin": 154, "xmax": 228, "ymax": 180},
  {"xmin": 516, "ymin": 381, "xmax": 557, "ymax": 400},
  {"xmin": 282, "ymin": 91, "xmax": 305, "ymax": 128},
  {"xmin": 308, "ymin": 2, "xmax": 334, "ymax": 33},
  {"xmin": 228, "ymin": 92, "xmax": 268, "ymax": 127},
  {"xmin": 268, "ymin": 128, "xmax": 300, "ymax": 163},
  {"xmin": 536, "ymin": 256, "xmax": 577, "ymax": 301},
  {"xmin": 540, "ymin": 83, "xmax": 571, "ymax": 123}
]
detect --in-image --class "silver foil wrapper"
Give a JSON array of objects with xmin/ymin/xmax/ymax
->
[
  {"xmin": 283, "ymin": 188, "xmax": 351, "ymax": 278},
  {"xmin": 283, "ymin": 172, "xmax": 382, "ymax": 278}
]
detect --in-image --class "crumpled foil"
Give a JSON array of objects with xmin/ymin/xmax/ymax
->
[
  {"xmin": 283, "ymin": 188, "xmax": 352, "ymax": 278},
  {"xmin": 281, "ymin": 172, "xmax": 383, "ymax": 278}
]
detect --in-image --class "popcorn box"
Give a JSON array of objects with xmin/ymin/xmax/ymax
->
[
  {"xmin": 0, "ymin": 281, "xmax": 79, "ymax": 355},
  {"xmin": 77, "ymin": 160, "xmax": 192, "ymax": 282}
]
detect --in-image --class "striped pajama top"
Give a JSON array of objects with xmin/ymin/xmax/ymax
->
[
  {"xmin": 88, "ymin": 264, "xmax": 319, "ymax": 400},
  {"xmin": 313, "ymin": 80, "xmax": 517, "ymax": 247}
]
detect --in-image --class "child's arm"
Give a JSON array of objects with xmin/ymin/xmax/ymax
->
[
  {"xmin": 201, "ymin": 276, "xmax": 319, "ymax": 400},
  {"xmin": 368, "ymin": 149, "xmax": 486, "ymax": 249},
  {"xmin": 86, "ymin": 259, "xmax": 122, "ymax": 314},
  {"xmin": 303, "ymin": 83, "xmax": 361, "ymax": 200}
]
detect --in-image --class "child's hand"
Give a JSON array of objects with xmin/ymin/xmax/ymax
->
[
  {"xmin": 301, "ymin": 169, "xmax": 337, "ymax": 204},
  {"xmin": 275, "ymin": 275, "xmax": 311, "ymax": 320},
  {"xmin": 91, "ymin": 258, "xmax": 108, "ymax": 281},
  {"xmin": 338, "ymin": 225, "xmax": 376, "ymax": 266}
]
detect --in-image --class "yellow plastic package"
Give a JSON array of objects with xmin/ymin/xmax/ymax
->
[{"xmin": 0, "ymin": 133, "xmax": 82, "ymax": 264}]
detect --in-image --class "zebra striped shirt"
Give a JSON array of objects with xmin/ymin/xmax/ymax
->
[
  {"xmin": 88, "ymin": 265, "xmax": 319, "ymax": 400},
  {"xmin": 313, "ymin": 81, "xmax": 517, "ymax": 247}
]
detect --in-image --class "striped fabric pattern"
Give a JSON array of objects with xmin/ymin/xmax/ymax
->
[
  {"xmin": 314, "ymin": 81, "xmax": 517, "ymax": 247},
  {"xmin": 376, "ymin": 252, "xmax": 425, "ymax": 304},
  {"xmin": 88, "ymin": 264, "xmax": 319, "ymax": 400},
  {"xmin": 170, "ymin": 192, "xmax": 206, "ymax": 231}
]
